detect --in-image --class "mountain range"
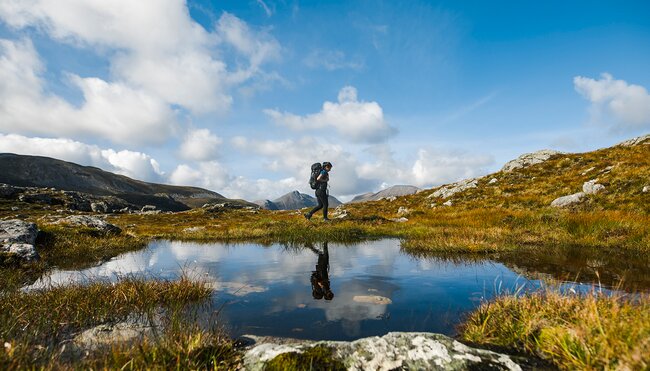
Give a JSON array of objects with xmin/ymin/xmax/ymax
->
[
  {"xmin": 0, "ymin": 153, "xmax": 253, "ymax": 211},
  {"xmin": 348, "ymin": 185, "xmax": 420, "ymax": 203}
]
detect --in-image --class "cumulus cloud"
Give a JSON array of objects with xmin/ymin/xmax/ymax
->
[
  {"xmin": 357, "ymin": 145, "xmax": 494, "ymax": 188},
  {"xmin": 574, "ymin": 73, "xmax": 650, "ymax": 131},
  {"xmin": 0, "ymin": 2, "xmax": 281, "ymax": 114},
  {"xmin": 264, "ymin": 86, "xmax": 396, "ymax": 143},
  {"xmin": 0, "ymin": 38, "xmax": 177, "ymax": 145},
  {"xmin": 178, "ymin": 129, "xmax": 223, "ymax": 162},
  {"xmin": 232, "ymin": 136, "xmax": 375, "ymax": 196},
  {"xmin": 0, "ymin": 133, "xmax": 163, "ymax": 181}
]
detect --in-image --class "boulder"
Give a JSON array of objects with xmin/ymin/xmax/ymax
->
[
  {"xmin": 551, "ymin": 192, "xmax": 586, "ymax": 208},
  {"xmin": 397, "ymin": 207, "xmax": 410, "ymax": 216},
  {"xmin": 428, "ymin": 179, "xmax": 478, "ymax": 199},
  {"xmin": 56, "ymin": 215, "xmax": 121, "ymax": 234},
  {"xmin": 391, "ymin": 217, "xmax": 409, "ymax": 223},
  {"xmin": 91, "ymin": 202, "xmax": 108, "ymax": 213},
  {"xmin": 443, "ymin": 200, "xmax": 453, "ymax": 207},
  {"xmin": 501, "ymin": 149, "xmax": 562, "ymax": 172},
  {"xmin": 582, "ymin": 179, "xmax": 605, "ymax": 195},
  {"xmin": 243, "ymin": 332, "xmax": 524, "ymax": 371},
  {"xmin": 0, "ymin": 219, "xmax": 39, "ymax": 260},
  {"xmin": 141, "ymin": 205, "xmax": 157, "ymax": 212},
  {"xmin": 0, "ymin": 184, "xmax": 20, "ymax": 198},
  {"xmin": 73, "ymin": 321, "xmax": 153, "ymax": 351},
  {"xmin": 18, "ymin": 193, "xmax": 53, "ymax": 204},
  {"xmin": 643, "ymin": 186, "xmax": 650, "ymax": 193},
  {"xmin": 488, "ymin": 178, "xmax": 498, "ymax": 184}
]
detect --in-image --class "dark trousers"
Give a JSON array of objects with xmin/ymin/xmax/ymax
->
[{"xmin": 309, "ymin": 190, "xmax": 328, "ymax": 219}]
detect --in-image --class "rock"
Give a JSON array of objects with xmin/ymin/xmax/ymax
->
[
  {"xmin": 501, "ymin": 149, "xmax": 562, "ymax": 172},
  {"xmin": 383, "ymin": 196, "xmax": 397, "ymax": 202},
  {"xmin": 56, "ymin": 215, "xmax": 121, "ymax": 234},
  {"xmin": 428, "ymin": 178, "xmax": 478, "ymax": 199},
  {"xmin": 617, "ymin": 134, "xmax": 650, "ymax": 147},
  {"xmin": 183, "ymin": 226, "xmax": 205, "ymax": 233},
  {"xmin": 74, "ymin": 321, "xmax": 153, "ymax": 351},
  {"xmin": 331, "ymin": 206, "xmax": 350, "ymax": 219},
  {"xmin": 582, "ymin": 179, "xmax": 605, "ymax": 195},
  {"xmin": 643, "ymin": 186, "xmax": 650, "ymax": 193},
  {"xmin": 91, "ymin": 202, "xmax": 108, "ymax": 213},
  {"xmin": 18, "ymin": 193, "xmax": 53, "ymax": 204},
  {"xmin": 353, "ymin": 295, "xmax": 392, "ymax": 305},
  {"xmin": 0, "ymin": 219, "xmax": 39, "ymax": 260},
  {"xmin": 391, "ymin": 217, "xmax": 409, "ymax": 223},
  {"xmin": 581, "ymin": 167, "xmax": 595, "ymax": 175},
  {"xmin": 203, "ymin": 202, "xmax": 245, "ymax": 212},
  {"xmin": 243, "ymin": 332, "xmax": 524, "ymax": 371},
  {"xmin": 551, "ymin": 192, "xmax": 586, "ymax": 208},
  {"xmin": 429, "ymin": 203, "xmax": 437, "ymax": 208},
  {"xmin": 11, "ymin": 207, "xmax": 19, "ymax": 211},
  {"xmin": 141, "ymin": 205, "xmax": 157, "ymax": 212},
  {"xmin": 0, "ymin": 184, "xmax": 20, "ymax": 198},
  {"xmin": 488, "ymin": 178, "xmax": 498, "ymax": 184},
  {"xmin": 397, "ymin": 207, "xmax": 410, "ymax": 216},
  {"xmin": 443, "ymin": 200, "xmax": 453, "ymax": 207}
]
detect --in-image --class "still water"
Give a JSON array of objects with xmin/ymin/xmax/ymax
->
[{"xmin": 29, "ymin": 239, "xmax": 627, "ymax": 341}]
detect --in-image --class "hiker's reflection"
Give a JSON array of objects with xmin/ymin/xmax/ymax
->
[{"xmin": 308, "ymin": 242, "xmax": 334, "ymax": 301}]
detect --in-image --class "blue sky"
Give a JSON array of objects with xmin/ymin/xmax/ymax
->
[{"xmin": 0, "ymin": 0, "xmax": 649, "ymax": 201}]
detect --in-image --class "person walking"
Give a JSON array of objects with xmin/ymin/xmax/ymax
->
[{"xmin": 305, "ymin": 162, "xmax": 332, "ymax": 221}]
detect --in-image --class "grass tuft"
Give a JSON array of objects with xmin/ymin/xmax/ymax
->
[{"xmin": 460, "ymin": 290, "xmax": 650, "ymax": 370}]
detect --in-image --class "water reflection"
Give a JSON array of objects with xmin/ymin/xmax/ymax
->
[
  {"xmin": 25, "ymin": 239, "xmax": 641, "ymax": 341},
  {"xmin": 308, "ymin": 242, "xmax": 334, "ymax": 301}
]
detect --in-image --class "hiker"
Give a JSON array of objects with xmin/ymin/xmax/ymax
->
[
  {"xmin": 308, "ymin": 242, "xmax": 333, "ymax": 300},
  {"xmin": 305, "ymin": 161, "xmax": 332, "ymax": 221}
]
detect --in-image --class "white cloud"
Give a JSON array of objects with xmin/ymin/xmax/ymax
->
[
  {"xmin": 410, "ymin": 148, "xmax": 493, "ymax": 186},
  {"xmin": 0, "ymin": 2, "xmax": 281, "ymax": 114},
  {"xmin": 0, "ymin": 38, "xmax": 177, "ymax": 145},
  {"xmin": 303, "ymin": 49, "xmax": 363, "ymax": 71},
  {"xmin": 178, "ymin": 128, "xmax": 223, "ymax": 162},
  {"xmin": 357, "ymin": 145, "xmax": 494, "ymax": 188},
  {"xmin": 574, "ymin": 73, "xmax": 650, "ymax": 131},
  {"xmin": 169, "ymin": 161, "xmax": 230, "ymax": 191},
  {"xmin": 264, "ymin": 86, "xmax": 397, "ymax": 143},
  {"xmin": 0, "ymin": 133, "xmax": 163, "ymax": 181}
]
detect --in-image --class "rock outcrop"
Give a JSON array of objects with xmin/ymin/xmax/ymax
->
[
  {"xmin": 55, "ymin": 215, "xmax": 122, "ymax": 234},
  {"xmin": 617, "ymin": 134, "xmax": 650, "ymax": 147},
  {"xmin": 73, "ymin": 321, "xmax": 153, "ymax": 351},
  {"xmin": 501, "ymin": 149, "xmax": 562, "ymax": 172},
  {"xmin": 428, "ymin": 178, "xmax": 478, "ymax": 199},
  {"xmin": 0, "ymin": 219, "xmax": 39, "ymax": 260},
  {"xmin": 243, "ymin": 332, "xmax": 524, "ymax": 371},
  {"xmin": 551, "ymin": 192, "xmax": 586, "ymax": 208},
  {"xmin": 582, "ymin": 179, "xmax": 605, "ymax": 195}
]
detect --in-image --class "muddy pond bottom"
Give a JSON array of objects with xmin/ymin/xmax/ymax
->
[{"xmin": 32, "ymin": 239, "xmax": 596, "ymax": 341}]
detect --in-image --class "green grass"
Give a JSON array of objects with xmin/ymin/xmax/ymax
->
[{"xmin": 460, "ymin": 290, "xmax": 650, "ymax": 370}]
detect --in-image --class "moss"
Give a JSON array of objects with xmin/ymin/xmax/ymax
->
[{"xmin": 265, "ymin": 346, "xmax": 345, "ymax": 371}]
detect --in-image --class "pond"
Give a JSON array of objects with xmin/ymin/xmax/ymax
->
[{"xmin": 29, "ymin": 239, "xmax": 642, "ymax": 341}]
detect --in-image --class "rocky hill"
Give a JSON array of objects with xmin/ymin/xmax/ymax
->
[
  {"xmin": 349, "ymin": 185, "xmax": 420, "ymax": 203},
  {"xmin": 255, "ymin": 190, "xmax": 343, "ymax": 210},
  {"xmin": 0, "ymin": 153, "xmax": 253, "ymax": 211},
  {"xmin": 345, "ymin": 134, "xmax": 650, "ymax": 215}
]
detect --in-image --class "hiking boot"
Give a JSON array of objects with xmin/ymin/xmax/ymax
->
[{"xmin": 303, "ymin": 213, "xmax": 312, "ymax": 220}]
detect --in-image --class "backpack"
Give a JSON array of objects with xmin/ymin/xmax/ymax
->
[{"xmin": 309, "ymin": 163, "xmax": 322, "ymax": 190}]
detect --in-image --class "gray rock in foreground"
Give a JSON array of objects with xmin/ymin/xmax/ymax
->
[
  {"xmin": 551, "ymin": 192, "xmax": 586, "ymax": 208},
  {"xmin": 501, "ymin": 149, "xmax": 562, "ymax": 172},
  {"xmin": 243, "ymin": 332, "xmax": 524, "ymax": 371},
  {"xmin": 55, "ymin": 215, "xmax": 121, "ymax": 234},
  {"xmin": 582, "ymin": 179, "xmax": 605, "ymax": 195},
  {"xmin": 0, "ymin": 219, "xmax": 39, "ymax": 260}
]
